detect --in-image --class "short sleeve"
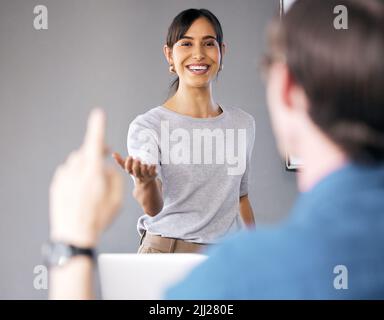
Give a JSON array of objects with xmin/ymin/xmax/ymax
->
[
  {"xmin": 240, "ymin": 117, "xmax": 255, "ymax": 197},
  {"xmin": 127, "ymin": 115, "xmax": 162, "ymax": 182}
]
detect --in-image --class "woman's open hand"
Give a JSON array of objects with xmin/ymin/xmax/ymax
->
[{"xmin": 112, "ymin": 153, "xmax": 157, "ymax": 185}]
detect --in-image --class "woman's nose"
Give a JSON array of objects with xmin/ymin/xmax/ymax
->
[{"xmin": 192, "ymin": 45, "xmax": 205, "ymax": 60}]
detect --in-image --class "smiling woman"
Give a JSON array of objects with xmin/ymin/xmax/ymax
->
[
  {"xmin": 112, "ymin": 8, "xmax": 256, "ymax": 253},
  {"xmin": 164, "ymin": 9, "xmax": 225, "ymax": 96}
]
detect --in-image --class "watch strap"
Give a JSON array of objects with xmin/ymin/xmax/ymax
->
[
  {"xmin": 69, "ymin": 244, "xmax": 95, "ymax": 259},
  {"xmin": 42, "ymin": 241, "xmax": 95, "ymax": 268}
]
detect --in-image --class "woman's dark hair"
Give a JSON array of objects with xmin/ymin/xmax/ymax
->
[
  {"xmin": 265, "ymin": 0, "xmax": 384, "ymax": 163},
  {"xmin": 166, "ymin": 8, "xmax": 224, "ymax": 95}
]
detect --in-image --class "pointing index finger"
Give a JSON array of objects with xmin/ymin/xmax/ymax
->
[{"xmin": 83, "ymin": 108, "xmax": 106, "ymax": 166}]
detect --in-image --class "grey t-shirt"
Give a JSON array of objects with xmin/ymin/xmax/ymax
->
[{"xmin": 127, "ymin": 105, "xmax": 255, "ymax": 244}]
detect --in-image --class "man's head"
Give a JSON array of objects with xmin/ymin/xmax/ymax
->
[{"xmin": 264, "ymin": 0, "xmax": 384, "ymax": 164}]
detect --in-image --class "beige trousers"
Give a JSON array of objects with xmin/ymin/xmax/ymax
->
[{"xmin": 137, "ymin": 231, "xmax": 208, "ymax": 254}]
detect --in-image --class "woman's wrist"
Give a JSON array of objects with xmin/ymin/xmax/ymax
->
[
  {"xmin": 133, "ymin": 178, "xmax": 157, "ymax": 198},
  {"xmin": 134, "ymin": 177, "xmax": 156, "ymax": 187}
]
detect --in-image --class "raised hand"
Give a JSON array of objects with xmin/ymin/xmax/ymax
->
[{"xmin": 50, "ymin": 109, "xmax": 123, "ymax": 247}]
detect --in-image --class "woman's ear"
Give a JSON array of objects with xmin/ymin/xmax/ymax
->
[
  {"xmin": 221, "ymin": 42, "xmax": 226, "ymax": 57},
  {"xmin": 163, "ymin": 45, "xmax": 173, "ymax": 66}
]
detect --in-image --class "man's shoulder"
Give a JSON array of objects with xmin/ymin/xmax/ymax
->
[
  {"xmin": 211, "ymin": 225, "xmax": 316, "ymax": 262},
  {"xmin": 165, "ymin": 226, "xmax": 318, "ymax": 299}
]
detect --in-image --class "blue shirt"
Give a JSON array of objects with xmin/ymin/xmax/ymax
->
[{"xmin": 166, "ymin": 163, "xmax": 384, "ymax": 299}]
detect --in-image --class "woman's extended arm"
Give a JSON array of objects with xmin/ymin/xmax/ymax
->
[{"xmin": 112, "ymin": 153, "xmax": 163, "ymax": 216}]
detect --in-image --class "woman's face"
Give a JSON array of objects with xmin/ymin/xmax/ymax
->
[{"xmin": 167, "ymin": 17, "xmax": 223, "ymax": 89}]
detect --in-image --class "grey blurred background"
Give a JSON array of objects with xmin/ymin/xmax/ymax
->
[{"xmin": 0, "ymin": 0, "xmax": 297, "ymax": 299}]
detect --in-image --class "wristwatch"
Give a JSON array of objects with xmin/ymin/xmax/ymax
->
[{"xmin": 41, "ymin": 241, "xmax": 95, "ymax": 268}]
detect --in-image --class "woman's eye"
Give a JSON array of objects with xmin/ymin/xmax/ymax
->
[
  {"xmin": 205, "ymin": 42, "xmax": 216, "ymax": 47},
  {"xmin": 180, "ymin": 42, "xmax": 192, "ymax": 46}
]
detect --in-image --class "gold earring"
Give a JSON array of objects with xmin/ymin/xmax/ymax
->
[{"xmin": 169, "ymin": 65, "xmax": 175, "ymax": 73}]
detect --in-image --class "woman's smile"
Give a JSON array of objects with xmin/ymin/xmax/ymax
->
[{"xmin": 186, "ymin": 63, "xmax": 211, "ymax": 75}]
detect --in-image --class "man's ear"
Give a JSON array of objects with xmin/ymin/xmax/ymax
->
[
  {"xmin": 267, "ymin": 62, "xmax": 291, "ymax": 113},
  {"xmin": 163, "ymin": 45, "xmax": 173, "ymax": 66},
  {"xmin": 279, "ymin": 63, "xmax": 293, "ymax": 111},
  {"xmin": 278, "ymin": 63, "xmax": 308, "ymax": 114},
  {"xmin": 285, "ymin": 66, "xmax": 309, "ymax": 115}
]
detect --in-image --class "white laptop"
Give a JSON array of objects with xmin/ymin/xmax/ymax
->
[{"xmin": 98, "ymin": 253, "xmax": 207, "ymax": 300}]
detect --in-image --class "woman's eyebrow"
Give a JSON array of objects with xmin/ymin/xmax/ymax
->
[{"xmin": 180, "ymin": 35, "xmax": 217, "ymax": 40}]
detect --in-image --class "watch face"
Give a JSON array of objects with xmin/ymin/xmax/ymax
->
[{"xmin": 42, "ymin": 242, "xmax": 72, "ymax": 267}]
